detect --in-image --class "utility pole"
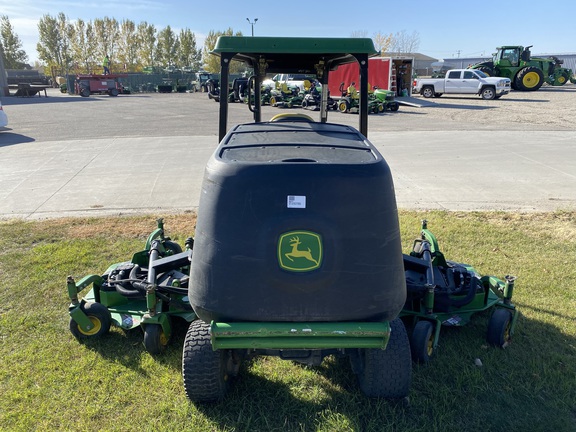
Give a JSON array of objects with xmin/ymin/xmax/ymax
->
[{"xmin": 246, "ymin": 18, "xmax": 258, "ymax": 37}]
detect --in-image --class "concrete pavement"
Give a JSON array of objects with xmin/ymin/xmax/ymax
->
[{"xmin": 1, "ymin": 130, "xmax": 574, "ymax": 219}]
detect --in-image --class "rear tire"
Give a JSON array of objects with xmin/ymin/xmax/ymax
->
[
  {"xmin": 390, "ymin": 102, "xmax": 400, "ymax": 112},
  {"xmin": 338, "ymin": 100, "xmax": 350, "ymax": 112},
  {"xmin": 182, "ymin": 321, "xmax": 231, "ymax": 402},
  {"xmin": 515, "ymin": 67, "xmax": 544, "ymax": 91},
  {"xmin": 355, "ymin": 318, "xmax": 412, "ymax": 399}
]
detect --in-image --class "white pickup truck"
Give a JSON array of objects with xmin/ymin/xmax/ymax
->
[{"xmin": 415, "ymin": 69, "xmax": 511, "ymax": 100}]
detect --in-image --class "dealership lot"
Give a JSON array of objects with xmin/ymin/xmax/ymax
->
[{"xmin": 1, "ymin": 86, "xmax": 575, "ymax": 219}]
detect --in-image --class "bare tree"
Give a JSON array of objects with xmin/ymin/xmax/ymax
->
[
  {"xmin": 350, "ymin": 30, "xmax": 368, "ymax": 38},
  {"xmin": 389, "ymin": 30, "xmax": 420, "ymax": 53},
  {"xmin": 372, "ymin": 31, "xmax": 393, "ymax": 54}
]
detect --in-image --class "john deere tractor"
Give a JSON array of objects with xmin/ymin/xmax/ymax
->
[{"xmin": 472, "ymin": 45, "xmax": 575, "ymax": 91}]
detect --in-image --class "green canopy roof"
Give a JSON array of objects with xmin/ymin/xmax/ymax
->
[{"xmin": 212, "ymin": 36, "xmax": 378, "ymax": 74}]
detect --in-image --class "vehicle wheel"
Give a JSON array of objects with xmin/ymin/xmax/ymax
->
[
  {"xmin": 476, "ymin": 65, "xmax": 494, "ymax": 76},
  {"xmin": 487, "ymin": 308, "xmax": 513, "ymax": 347},
  {"xmin": 338, "ymin": 100, "xmax": 350, "ymax": 112},
  {"xmin": 182, "ymin": 320, "xmax": 231, "ymax": 402},
  {"xmin": 390, "ymin": 102, "xmax": 400, "ymax": 112},
  {"xmin": 354, "ymin": 318, "xmax": 412, "ymax": 399},
  {"xmin": 200, "ymin": 85, "xmax": 206, "ymax": 93},
  {"xmin": 410, "ymin": 320, "xmax": 435, "ymax": 363},
  {"xmin": 555, "ymin": 74, "xmax": 569, "ymax": 86},
  {"xmin": 481, "ymin": 86, "xmax": 496, "ymax": 100},
  {"xmin": 69, "ymin": 302, "xmax": 112, "ymax": 339},
  {"xmin": 421, "ymin": 86, "xmax": 434, "ymax": 98},
  {"xmin": 162, "ymin": 240, "xmax": 183, "ymax": 256},
  {"xmin": 109, "ymin": 88, "xmax": 119, "ymax": 97},
  {"xmin": 80, "ymin": 88, "xmax": 90, "ymax": 97},
  {"xmin": 301, "ymin": 99, "xmax": 309, "ymax": 109},
  {"xmin": 270, "ymin": 96, "xmax": 277, "ymax": 106},
  {"xmin": 515, "ymin": 67, "xmax": 544, "ymax": 91},
  {"xmin": 143, "ymin": 322, "xmax": 170, "ymax": 354},
  {"xmin": 378, "ymin": 103, "xmax": 385, "ymax": 113}
]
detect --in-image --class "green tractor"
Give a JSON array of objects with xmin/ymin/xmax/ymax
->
[{"xmin": 471, "ymin": 45, "xmax": 575, "ymax": 91}]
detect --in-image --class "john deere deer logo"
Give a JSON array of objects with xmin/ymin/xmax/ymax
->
[{"xmin": 278, "ymin": 231, "xmax": 322, "ymax": 272}]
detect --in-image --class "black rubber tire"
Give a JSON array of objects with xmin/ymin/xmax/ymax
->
[
  {"xmin": 390, "ymin": 102, "xmax": 400, "ymax": 112},
  {"xmin": 143, "ymin": 322, "xmax": 170, "ymax": 354},
  {"xmin": 487, "ymin": 308, "xmax": 513, "ymax": 347},
  {"xmin": 109, "ymin": 88, "xmax": 119, "ymax": 97},
  {"xmin": 410, "ymin": 320, "xmax": 435, "ymax": 363},
  {"xmin": 69, "ymin": 302, "xmax": 111, "ymax": 339},
  {"xmin": 182, "ymin": 321, "xmax": 230, "ymax": 402},
  {"xmin": 481, "ymin": 86, "xmax": 496, "ymax": 100},
  {"xmin": 80, "ymin": 88, "xmax": 90, "ymax": 97},
  {"xmin": 421, "ymin": 86, "xmax": 434, "ymax": 98},
  {"xmin": 270, "ymin": 96, "xmax": 278, "ymax": 106},
  {"xmin": 514, "ymin": 67, "xmax": 544, "ymax": 91},
  {"xmin": 355, "ymin": 318, "xmax": 412, "ymax": 399},
  {"xmin": 338, "ymin": 100, "xmax": 350, "ymax": 112},
  {"xmin": 476, "ymin": 65, "xmax": 494, "ymax": 76},
  {"xmin": 163, "ymin": 240, "xmax": 183, "ymax": 256}
]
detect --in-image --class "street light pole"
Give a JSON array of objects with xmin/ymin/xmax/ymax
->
[{"xmin": 246, "ymin": 18, "xmax": 258, "ymax": 37}]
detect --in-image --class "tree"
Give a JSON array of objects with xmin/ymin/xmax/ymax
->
[
  {"xmin": 37, "ymin": 13, "xmax": 73, "ymax": 77},
  {"xmin": 0, "ymin": 15, "xmax": 28, "ymax": 68},
  {"xmin": 177, "ymin": 28, "xmax": 201, "ymax": 70},
  {"xmin": 372, "ymin": 31, "xmax": 393, "ymax": 54},
  {"xmin": 202, "ymin": 28, "xmax": 244, "ymax": 73},
  {"xmin": 350, "ymin": 30, "xmax": 368, "ymax": 38},
  {"xmin": 137, "ymin": 22, "xmax": 157, "ymax": 67},
  {"xmin": 117, "ymin": 19, "xmax": 139, "ymax": 72},
  {"xmin": 93, "ymin": 17, "xmax": 119, "ymax": 69},
  {"xmin": 389, "ymin": 30, "xmax": 420, "ymax": 53},
  {"xmin": 156, "ymin": 25, "xmax": 178, "ymax": 67}
]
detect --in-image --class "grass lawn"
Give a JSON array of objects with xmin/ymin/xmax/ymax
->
[{"xmin": 0, "ymin": 210, "xmax": 575, "ymax": 431}]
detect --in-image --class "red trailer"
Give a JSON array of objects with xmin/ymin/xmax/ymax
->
[
  {"xmin": 328, "ymin": 56, "xmax": 414, "ymax": 97},
  {"xmin": 74, "ymin": 74, "xmax": 127, "ymax": 97}
]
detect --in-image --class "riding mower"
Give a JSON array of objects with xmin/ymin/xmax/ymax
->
[
  {"xmin": 182, "ymin": 36, "xmax": 412, "ymax": 403},
  {"xmin": 301, "ymin": 82, "xmax": 337, "ymax": 111},
  {"xmin": 269, "ymin": 81, "xmax": 304, "ymax": 108},
  {"xmin": 401, "ymin": 220, "xmax": 518, "ymax": 363},
  {"xmin": 373, "ymin": 87, "xmax": 400, "ymax": 112},
  {"xmin": 67, "ymin": 219, "xmax": 196, "ymax": 354},
  {"xmin": 337, "ymin": 82, "xmax": 384, "ymax": 114}
]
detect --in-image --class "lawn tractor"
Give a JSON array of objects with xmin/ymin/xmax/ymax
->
[
  {"xmin": 373, "ymin": 87, "xmax": 400, "ymax": 112},
  {"xmin": 182, "ymin": 36, "xmax": 412, "ymax": 403},
  {"xmin": 301, "ymin": 81, "xmax": 337, "ymax": 111},
  {"xmin": 401, "ymin": 220, "xmax": 518, "ymax": 363},
  {"xmin": 471, "ymin": 45, "xmax": 575, "ymax": 91},
  {"xmin": 269, "ymin": 81, "xmax": 304, "ymax": 108},
  {"xmin": 67, "ymin": 219, "xmax": 196, "ymax": 354},
  {"xmin": 337, "ymin": 82, "xmax": 384, "ymax": 114}
]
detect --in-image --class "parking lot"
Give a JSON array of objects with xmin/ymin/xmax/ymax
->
[{"xmin": 1, "ymin": 85, "xmax": 575, "ymax": 218}]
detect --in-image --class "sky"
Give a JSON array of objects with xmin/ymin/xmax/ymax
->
[{"xmin": 1, "ymin": 0, "xmax": 575, "ymax": 65}]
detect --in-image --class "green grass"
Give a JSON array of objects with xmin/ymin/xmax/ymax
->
[{"xmin": 1, "ymin": 211, "xmax": 575, "ymax": 431}]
